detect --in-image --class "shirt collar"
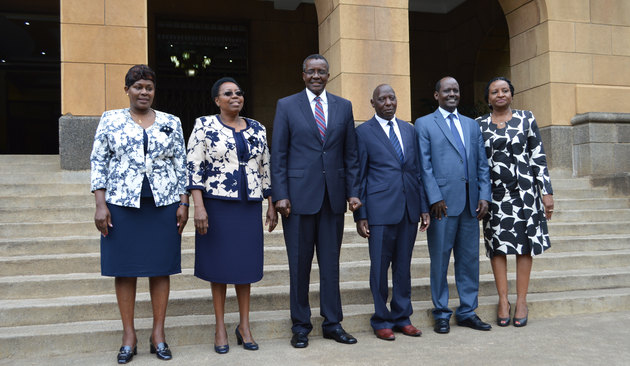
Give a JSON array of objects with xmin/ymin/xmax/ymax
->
[
  {"xmin": 305, "ymin": 88, "xmax": 327, "ymax": 104},
  {"xmin": 438, "ymin": 107, "xmax": 459, "ymax": 121},
  {"xmin": 374, "ymin": 114, "xmax": 397, "ymax": 127}
]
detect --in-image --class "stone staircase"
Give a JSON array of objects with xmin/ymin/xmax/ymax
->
[{"xmin": 1, "ymin": 155, "xmax": 630, "ymax": 360}]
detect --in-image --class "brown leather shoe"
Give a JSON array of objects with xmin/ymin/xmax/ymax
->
[
  {"xmin": 373, "ymin": 328, "xmax": 395, "ymax": 341},
  {"xmin": 393, "ymin": 324, "xmax": 423, "ymax": 337}
]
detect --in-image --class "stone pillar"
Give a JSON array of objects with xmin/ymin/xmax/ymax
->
[
  {"xmin": 314, "ymin": 0, "xmax": 410, "ymax": 122},
  {"xmin": 503, "ymin": 0, "xmax": 630, "ymax": 172},
  {"xmin": 59, "ymin": 0, "xmax": 147, "ymax": 170}
]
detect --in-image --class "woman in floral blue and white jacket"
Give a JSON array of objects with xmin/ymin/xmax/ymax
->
[
  {"xmin": 187, "ymin": 77, "xmax": 277, "ymax": 354},
  {"xmin": 90, "ymin": 65, "xmax": 188, "ymax": 363}
]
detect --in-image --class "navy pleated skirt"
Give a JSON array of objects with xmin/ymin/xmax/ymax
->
[{"xmin": 100, "ymin": 198, "xmax": 181, "ymax": 277}]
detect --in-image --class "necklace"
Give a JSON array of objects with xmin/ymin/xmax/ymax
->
[
  {"xmin": 492, "ymin": 112, "xmax": 510, "ymax": 128},
  {"xmin": 130, "ymin": 109, "xmax": 153, "ymax": 125}
]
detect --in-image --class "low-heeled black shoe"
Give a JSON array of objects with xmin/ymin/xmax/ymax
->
[
  {"xmin": 322, "ymin": 328, "xmax": 357, "ymax": 344},
  {"xmin": 513, "ymin": 306, "xmax": 529, "ymax": 327},
  {"xmin": 214, "ymin": 344, "xmax": 229, "ymax": 354},
  {"xmin": 497, "ymin": 302, "xmax": 512, "ymax": 327},
  {"xmin": 434, "ymin": 318, "xmax": 450, "ymax": 334},
  {"xmin": 117, "ymin": 344, "xmax": 137, "ymax": 364},
  {"xmin": 457, "ymin": 314, "xmax": 492, "ymax": 331},
  {"xmin": 290, "ymin": 332, "xmax": 309, "ymax": 348},
  {"xmin": 235, "ymin": 325, "xmax": 259, "ymax": 350},
  {"xmin": 149, "ymin": 336, "xmax": 173, "ymax": 361}
]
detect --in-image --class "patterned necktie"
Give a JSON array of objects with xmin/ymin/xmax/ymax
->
[
  {"xmin": 388, "ymin": 121, "xmax": 404, "ymax": 164},
  {"xmin": 314, "ymin": 96, "xmax": 326, "ymax": 141},
  {"xmin": 447, "ymin": 113, "xmax": 468, "ymax": 181}
]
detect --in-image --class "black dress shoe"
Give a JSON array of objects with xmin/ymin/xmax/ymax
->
[
  {"xmin": 322, "ymin": 328, "xmax": 358, "ymax": 344},
  {"xmin": 150, "ymin": 336, "xmax": 172, "ymax": 360},
  {"xmin": 434, "ymin": 318, "xmax": 450, "ymax": 334},
  {"xmin": 117, "ymin": 345, "xmax": 137, "ymax": 364},
  {"xmin": 457, "ymin": 315, "xmax": 492, "ymax": 331},
  {"xmin": 291, "ymin": 332, "xmax": 309, "ymax": 348}
]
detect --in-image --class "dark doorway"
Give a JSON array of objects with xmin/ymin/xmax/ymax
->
[
  {"xmin": 152, "ymin": 19, "xmax": 250, "ymax": 140},
  {"xmin": 0, "ymin": 6, "xmax": 60, "ymax": 154}
]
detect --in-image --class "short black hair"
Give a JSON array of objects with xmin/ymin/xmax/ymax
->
[
  {"xmin": 435, "ymin": 76, "xmax": 456, "ymax": 92},
  {"xmin": 125, "ymin": 65, "xmax": 156, "ymax": 87},
  {"xmin": 484, "ymin": 76, "xmax": 515, "ymax": 105},
  {"xmin": 211, "ymin": 77, "xmax": 242, "ymax": 99},
  {"xmin": 302, "ymin": 54, "xmax": 329, "ymax": 72}
]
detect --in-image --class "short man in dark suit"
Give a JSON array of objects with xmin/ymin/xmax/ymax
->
[
  {"xmin": 414, "ymin": 76, "xmax": 492, "ymax": 334},
  {"xmin": 354, "ymin": 84, "xmax": 430, "ymax": 341},
  {"xmin": 271, "ymin": 54, "xmax": 362, "ymax": 348}
]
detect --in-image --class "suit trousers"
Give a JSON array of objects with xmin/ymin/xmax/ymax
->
[
  {"xmin": 427, "ymin": 191, "xmax": 480, "ymax": 321},
  {"xmin": 282, "ymin": 191, "xmax": 345, "ymax": 334},
  {"xmin": 368, "ymin": 211, "xmax": 418, "ymax": 330}
]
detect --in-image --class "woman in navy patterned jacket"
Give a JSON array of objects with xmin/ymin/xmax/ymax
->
[
  {"xmin": 90, "ymin": 65, "xmax": 188, "ymax": 363},
  {"xmin": 187, "ymin": 77, "xmax": 277, "ymax": 354}
]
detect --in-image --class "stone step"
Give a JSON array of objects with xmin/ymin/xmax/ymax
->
[
  {"xmin": 2, "ymin": 217, "xmax": 627, "ymax": 239},
  {"xmin": 552, "ymin": 188, "xmax": 609, "ymax": 199},
  {"xmin": 551, "ymin": 208, "xmax": 630, "ymax": 222},
  {"xmin": 2, "ymin": 287, "xmax": 629, "ymax": 359},
  {"xmin": 0, "ymin": 184, "xmax": 91, "ymax": 196},
  {"xmin": 1, "ymin": 195, "xmax": 94, "ymax": 210},
  {"xmin": 554, "ymin": 198, "xmax": 630, "ymax": 210},
  {"xmin": 1, "ymin": 266, "xmax": 628, "ymax": 328},
  {"xmin": 3, "ymin": 249, "xmax": 629, "ymax": 299},
  {"xmin": 549, "ymin": 178, "xmax": 592, "ymax": 190},
  {"xmin": 0, "ymin": 171, "xmax": 90, "ymax": 184}
]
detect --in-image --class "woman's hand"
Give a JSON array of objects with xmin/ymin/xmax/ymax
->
[
  {"xmin": 194, "ymin": 204, "xmax": 208, "ymax": 235},
  {"xmin": 265, "ymin": 199, "xmax": 278, "ymax": 232},
  {"xmin": 543, "ymin": 194, "xmax": 554, "ymax": 220},
  {"xmin": 94, "ymin": 189, "xmax": 112, "ymax": 237},
  {"xmin": 176, "ymin": 205, "xmax": 189, "ymax": 235}
]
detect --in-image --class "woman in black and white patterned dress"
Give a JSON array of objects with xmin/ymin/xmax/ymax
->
[{"xmin": 476, "ymin": 77, "xmax": 554, "ymax": 328}]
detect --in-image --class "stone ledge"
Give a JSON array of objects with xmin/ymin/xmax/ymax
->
[
  {"xmin": 58, "ymin": 115, "xmax": 99, "ymax": 171},
  {"xmin": 571, "ymin": 112, "xmax": 630, "ymax": 125}
]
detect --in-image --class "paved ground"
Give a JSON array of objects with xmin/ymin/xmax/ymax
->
[{"xmin": 5, "ymin": 311, "xmax": 629, "ymax": 366}]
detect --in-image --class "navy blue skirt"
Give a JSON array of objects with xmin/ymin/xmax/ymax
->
[
  {"xmin": 101, "ymin": 198, "xmax": 181, "ymax": 277},
  {"xmin": 194, "ymin": 197, "xmax": 263, "ymax": 284}
]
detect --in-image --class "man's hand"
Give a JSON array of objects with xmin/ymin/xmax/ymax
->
[
  {"xmin": 347, "ymin": 197, "xmax": 362, "ymax": 212},
  {"xmin": 476, "ymin": 200, "xmax": 489, "ymax": 220},
  {"xmin": 356, "ymin": 219, "xmax": 370, "ymax": 238},
  {"xmin": 430, "ymin": 200, "xmax": 447, "ymax": 220},
  {"xmin": 275, "ymin": 199, "xmax": 291, "ymax": 218},
  {"xmin": 419, "ymin": 213, "xmax": 430, "ymax": 232}
]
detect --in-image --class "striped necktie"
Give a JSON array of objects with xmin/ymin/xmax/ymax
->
[
  {"xmin": 388, "ymin": 121, "xmax": 404, "ymax": 164},
  {"xmin": 314, "ymin": 96, "xmax": 326, "ymax": 141}
]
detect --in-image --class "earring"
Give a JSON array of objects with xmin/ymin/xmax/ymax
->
[{"xmin": 126, "ymin": 93, "xmax": 129, "ymax": 96}]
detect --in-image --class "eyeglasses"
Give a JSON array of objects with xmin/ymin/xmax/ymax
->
[
  {"xmin": 221, "ymin": 90, "xmax": 244, "ymax": 97},
  {"xmin": 303, "ymin": 69, "xmax": 328, "ymax": 76}
]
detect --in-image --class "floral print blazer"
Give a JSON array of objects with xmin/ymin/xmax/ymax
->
[
  {"xmin": 90, "ymin": 108, "xmax": 188, "ymax": 208},
  {"xmin": 186, "ymin": 114, "xmax": 271, "ymax": 201}
]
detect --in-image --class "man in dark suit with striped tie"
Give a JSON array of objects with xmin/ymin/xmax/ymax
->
[
  {"xmin": 354, "ymin": 84, "xmax": 430, "ymax": 341},
  {"xmin": 271, "ymin": 54, "xmax": 362, "ymax": 348}
]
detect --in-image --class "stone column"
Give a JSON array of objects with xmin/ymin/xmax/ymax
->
[
  {"xmin": 314, "ymin": 0, "xmax": 410, "ymax": 122},
  {"xmin": 59, "ymin": 0, "xmax": 147, "ymax": 170},
  {"xmin": 504, "ymin": 0, "xmax": 630, "ymax": 172}
]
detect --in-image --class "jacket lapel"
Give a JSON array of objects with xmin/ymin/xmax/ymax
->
[
  {"xmin": 434, "ymin": 110, "xmax": 463, "ymax": 158},
  {"xmin": 367, "ymin": 117, "xmax": 399, "ymax": 163},
  {"xmin": 459, "ymin": 113, "xmax": 471, "ymax": 157},
  {"xmin": 398, "ymin": 118, "xmax": 413, "ymax": 164}
]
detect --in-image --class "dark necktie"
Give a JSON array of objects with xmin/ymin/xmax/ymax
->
[
  {"xmin": 448, "ymin": 113, "xmax": 468, "ymax": 181},
  {"xmin": 314, "ymin": 96, "xmax": 326, "ymax": 141},
  {"xmin": 388, "ymin": 121, "xmax": 404, "ymax": 164}
]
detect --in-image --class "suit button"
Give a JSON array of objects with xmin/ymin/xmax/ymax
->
[
  {"xmin": 461, "ymin": 178, "xmax": 465, "ymax": 181},
  {"xmin": 460, "ymin": 159, "xmax": 463, "ymax": 163},
  {"xmin": 323, "ymin": 170, "xmax": 326, "ymax": 174}
]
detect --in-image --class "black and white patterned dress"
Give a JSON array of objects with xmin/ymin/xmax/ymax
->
[{"xmin": 476, "ymin": 110, "xmax": 553, "ymax": 257}]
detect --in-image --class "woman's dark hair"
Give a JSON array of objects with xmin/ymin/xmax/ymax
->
[
  {"xmin": 484, "ymin": 76, "xmax": 515, "ymax": 105},
  {"xmin": 211, "ymin": 77, "xmax": 242, "ymax": 99},
  {"xmin": 125, "ymin": 65, "xmax": 156, "ymax": 87}
]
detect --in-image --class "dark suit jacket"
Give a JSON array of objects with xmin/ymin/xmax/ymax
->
[
  {"xmin": 414, "ymin": 109, "xmax": 491, "ymax": 217},
  {"xmin": 271, "ymin": 90, "xmax": 360, "ymax": 215},
  {"xmin": 353, "ymin": 117, "xmax": 429, "ymax": 225}
]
